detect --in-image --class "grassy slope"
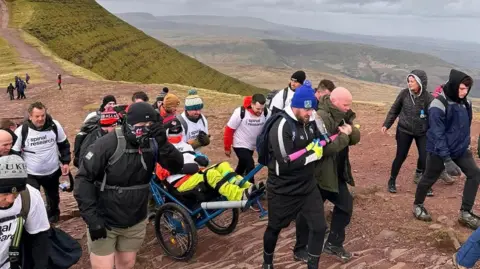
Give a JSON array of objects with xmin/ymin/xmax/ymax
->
[
  {"xmin": 6, "ymin": 0, "xmax": 266, "ymax": 95},
  {"xmin": 0, "ymin": 36, "xmax": 44, "ymax": 85}
]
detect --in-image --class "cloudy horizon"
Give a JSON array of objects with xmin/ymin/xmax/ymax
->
[{"xmin": 97, "ymin": 0, "xmax": 480, "ymax": 44}]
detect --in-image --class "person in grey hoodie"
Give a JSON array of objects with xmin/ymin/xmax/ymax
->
[{"xmin": 382, "ymin": 70, "xmax": 434, "ymax": 194}]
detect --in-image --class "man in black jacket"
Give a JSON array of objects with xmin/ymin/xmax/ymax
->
[
  {"xmin": 263, "ymin": 85, "xmax": 326, "ymax": 269},
  {"xmin": 74, "ymin": 102, "xmax": 183, "ymax": 269}
]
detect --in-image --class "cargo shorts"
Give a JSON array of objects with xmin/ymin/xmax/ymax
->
[{"xmin": 87, "ymin": 219, "xmax": 148, "ymax": 256}]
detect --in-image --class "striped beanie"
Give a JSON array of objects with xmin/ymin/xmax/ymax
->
[
  {"xmin": 100, "ymin": 111, "xmax": 119, "ymax": 127},
  {"xmin": 185, "ymin": 89, "xmax": 204, "ymax": 111}
]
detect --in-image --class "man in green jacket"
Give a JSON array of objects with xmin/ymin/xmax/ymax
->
[{"xmin": 294, "ymin": 87, "xmax": 360, "ymax": 263}]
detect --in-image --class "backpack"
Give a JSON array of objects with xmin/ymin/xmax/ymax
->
[
  {"xmin": 73, "ymin": 115, "xmax": 101, "ymax": 168},
  {"xmin": 177, "ymin": 114, "xmax": 206, "ymax": 136},
  {"xmin": 256, "ymin": 111, "xmax": 297, "ymax": 166},
  {"xmin": 266, "ymin": 88, "xmax": 288, "ymax": 110},
  {"xmin": 20, "ymin": 118, "xmax": 58, "ymax": 152},
  {"xmin": 240, "ymin": 106, "xmax": 269, "ymax": 120}
]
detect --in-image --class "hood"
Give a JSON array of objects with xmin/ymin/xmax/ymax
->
[
  {"xmin": 443, "ymin": 69, "xmax": 472, "ymax": 103},
  {"xmin": 242, "ymin": 96, "xmax": 259, "ymax": 116},
  {"xmin": 407, "ymin": 70, "xmax": 428, "ymax": 96}
]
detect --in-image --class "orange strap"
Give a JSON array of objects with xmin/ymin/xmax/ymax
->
[{"xmin": 173, "ymin": 175, "xmax": 192, "ymax": 188}]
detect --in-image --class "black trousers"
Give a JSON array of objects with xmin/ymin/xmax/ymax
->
[
  {"xmin": 233, "ymin": 147, "xmax": 255, "ymax": 183},
  {"xmin": 8, "ymin": 92, "xmax": 14, "ymax": 100},
  {"xmin": 263, "ymin": 188, "xmax": 327, "ymax": 260},
  {"xmin": 296, "ymin": 182, "xmax": 353, "ymax": 248},
  {"xmin": 27, "ymin": 169, "xmax": 62, "ymax": 218},
  {"xmin": 414, "ymin": 151, "xmax": 480, "ymax": 211},
  {"xmin": 390, "ymin": 131, "xmax": 427, "ymax": 180}
]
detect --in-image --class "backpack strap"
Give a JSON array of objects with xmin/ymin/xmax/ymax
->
[
  {"xmin": 20, "ymin": 123, "xmax": 28, "ymax": 150},
  {"xmin": 19, "ymin": 189, "xmax": 30, "ymax": 220},
  {"xmin": 100, "ymin": 127, "xmax": 126, "ymax": 192},
  {"xmin": 240, "ymin": 107, "xmax": 245, "ymax": 120},
  {"xmin": 264, "ymin": 107, "xmax": 268, "ymax": 117},
  {"xmin": 282, "ymin": 87, "xmax": 289, "ymax": 109},
  {"xmin": 6, "ymin": 189, "xmax": 30, "ymax": 269},
  {"xmin": 200, "ymin": 115, "xmax": 206, "ymax": 127},
  {"xmin": 177, "ymin": 115, "xmax": 188, "ymax": 135}
]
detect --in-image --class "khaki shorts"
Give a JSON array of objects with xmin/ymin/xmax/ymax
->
[{"xmin": 87, "ymin": 219, "xmax": 148, "ymax": 256}]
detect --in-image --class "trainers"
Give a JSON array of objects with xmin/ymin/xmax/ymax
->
[
  {"xmin": 426, "ymin": 188, "xmax": 434, "ymax": 197},
  {"xmin": 242, "ymin": 184, "xmax": 257, "ymax": 200},
  {"xmin": 413, "ymin": 204, "xmax": 432, "ymax": 221},
  {"xmin": 413, "ymin": 171, "xmax": 422, "ymax": 184},
  {"xmin": 293, "ymin": 248, "xmax": 308, "ymax": 263},
  {"xmin": 440, "ymin": 170, "xmax": 456, "ymax": 185},
  {"xmin": 323, "ymin": 242, "xmax": 352, "ymax": 263},
  {"xmin": 388, "ymin": 179, "xmax": 397, "ymax": 193},
  {"xmin": 452, "ymin": 253, "xmax": 468, "ymax": 269},
  {"xmin": 458, "ymin": 210, "xmax": 480, "ymax": 230}
]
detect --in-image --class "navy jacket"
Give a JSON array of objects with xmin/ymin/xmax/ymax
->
[{"xmin": 426, "ymin": 69, "xmax": 473, "ymax": 160}]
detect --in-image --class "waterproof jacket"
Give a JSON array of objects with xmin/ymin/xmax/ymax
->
[
  {"xmin": 426, "ymin": 69, "xmax": 473, "ymax": 160},
  {"xmin": 74, "ymin": 126, "xmax": 183, "ymax": 229},
  {"xmin": 314, "ymin": 95, "xmax": 360, "ymax": 193},
  {"xmin": 266, "ymin": 106, "xmax": 319, "ymax": 196},
  {"xmin": 383, "ymin": 70, "xmax": 434, "ymax": 136}
]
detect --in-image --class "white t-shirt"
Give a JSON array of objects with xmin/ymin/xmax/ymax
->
[
  {"xmin": 12, "ymin": 120, "xmax": 67, "ymax": 176},
  {"xmin": 167, "ymin": 141, "xmax": 196, "ymax": 184},
  {"xmin": 269, "ymin": 87, "xmax": 295, "ymax": 111},
  {"xmin": 0, "ymin": 185, "xmax": 50, "ymax": 269},
  {"xmin": 227, "ymin": 107, "xmax": 271, "ymax": 150},
  {"xmin": 180, "ymin": 112, "xmax": 209, "ymax": 144}
]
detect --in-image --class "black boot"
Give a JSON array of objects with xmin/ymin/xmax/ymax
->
[
  {"xmin": 263, "ymin": 251, "xmax": 274, "ymax": 269},
  {"xmin": 293, "ymin": 247, "xmax": 308, "ymax": 263},
  {"xmin": 307, "ymin": 254, "xmax": 320, "ymax": 269},
  {"xmin": 324, "ymin": 242, "xmax": 353, "ymax": 263},
  {"xmin": 388, "ymin": 177, "xmax": 397, "ymax": 193}
]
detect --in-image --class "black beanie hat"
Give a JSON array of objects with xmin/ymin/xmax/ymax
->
[
  {"xmin": 291, "ymin": 70, "xmax": 306, "ymax": 85},
  {"xmin": 166, "ymin": 118, "xmax": 182, "ymax": 135},
  {"xmin": 156, "ymin": 87, "xmax": 169, "ymax": 102},
  {"xmin": 0, "ymin": 155, "xmax": 27, "ymax": 194},
  {"xmin": 126, "ymin": 102, "xmax": 158, "ymax": 125},
  {"xmin": 100, "ymin": 95, "xmax": 116, "ymax": 111}
]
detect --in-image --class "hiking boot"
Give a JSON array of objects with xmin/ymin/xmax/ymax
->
[
  {"xmin": 426, "ymin": 188, "xmax": 434, "ymax": 197},
  {"xmin": 307, "ymin": 254, "xmax": 320, "ymax": 269},
  {"xmin": 388, "ymin": 178, "xmax": 397, "ymax": 193},
  {"xmin": 413, "ymin": 204, "xmax": 432, "ymax": 222},
  {"xmin": 440, "ymin": 170, "xmax": 456, "ymax": 185},
  {"xmin": 323, "ymin": 242, "xmax": 353, "ymax": 263},
  {"xmin": 413, "ymin": 171, "xmax": 423, "ymax": 184},
  {"xmin": 242, "ymin": 184, "xmax": 257, "ymax": 200},
  {"xmin": 452, "ymin": 253, "xmax": 468, "ymax": 269},
  {"xmin": 48, "ymin": 214, "xmax": 59, "ymax": 224},
  {"xmin": 458, "ymin": 210, "xmax": 480, "ymax": 230},
  {"xmin": 293, "ymin": 248, "xmax": 308, "ymax": 263}
]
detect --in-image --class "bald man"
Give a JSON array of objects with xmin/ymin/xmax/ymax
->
[
  {"xmin": 294, "ymin": 87, "xmax": 360, "ymax": 263},
  {"xmin": 0, "ymin": 129, "xmax": 17, "ymax": 156}
]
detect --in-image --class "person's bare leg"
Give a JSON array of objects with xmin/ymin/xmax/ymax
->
[
  {"xmin": 90, "ymin": 253, "xmax": 115, "ymax": 269},
  {"xmin": 115, "ymin": 251, "xmax": 137, "ymax": 269}
]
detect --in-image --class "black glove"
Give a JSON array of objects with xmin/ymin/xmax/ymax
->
[
  {"xmin": 444, "ymin": 158, "xmax": 462, "ymax": 177},
  {"xmin": 150, "ymin": 122, "xmax": 167, "ymax": 146},
  {"xmin": 89, "ymin": 224, "xmax": 110, "ymax": 242},
  {"xmin": 194, "ymin": 155, "xmax": 209, "ymax": 167},
  {"xmin": 197, "ymin": 131, "xmax": 210, "ymax": 146}
]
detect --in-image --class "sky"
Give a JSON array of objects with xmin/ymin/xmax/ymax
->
[{"xmin": 97, "ymin": 0, "xmax": 480, "ymax": 43}]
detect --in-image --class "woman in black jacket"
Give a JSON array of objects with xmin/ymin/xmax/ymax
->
[{"xmin": 382, "ymin": 70, "xmax": 434, "ymax": 194}]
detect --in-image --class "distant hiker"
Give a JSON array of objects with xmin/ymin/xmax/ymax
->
[
  {"xmin": 315, "ymin": 79, "xmax": 336, "ymax": 101},
  {"xmin": 413, "ymin": 69, "xmax": 480, "ymax": 230},
  {"xmin": 74, "ymin": 102, "xmax": 183, "ymax": 269},
  {"xmin": 153, "ymin": 87, "xmax": 169, "ymax": 109},
  {"xmin": 57, "ymin": 74, "xmax": 62, "ymax": 90},
  {"xmin": 224, "ymin": 94, "xmax": 270, "ymax": 183},
  {"xmin": 382, "ymin": 70, "xmax": 434, "ymax": 194},
  {"xmin": 159, "ymin": 93, "xmax": 180, "ymax": 123},
  {"xmin": 7, "ymin": 83, "xmax": 14, "ymax": 100},
  {"xmin": 132, "ymin": 91, "xmax": 149, "ymax": 103},
  {"xmin": 25, "ymin": 73, "xmax": 30, "ymax": 84},
  {"xmin": 83, "ymin": 95, "xmax": 117, "ymax": 123},
  {"xmin": 269, "ymin": 70, "xmax": 306, "ymax": 114},
  {"xmin": 14, "ymin": 76, "xmax": 20, "ymax": 99},
  {"xmin": 12, "ymin": 102, "xmax": 71, "ymax": 223},
  {"xmin": 177, "ymin": 89, "xmax": 210, "ymax": 151},
  {"xmin": 0, "ymin": 155, "xmax": 52, "ymax": 269},
  {"xmin": 17, "ymin": 79, "xmax": 26, "ymax": 99}
]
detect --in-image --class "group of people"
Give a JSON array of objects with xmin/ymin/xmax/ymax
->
[
  {"xmin": 6, "ymin": 75, "xmax": 29, "ymax": 100},
  {"xmin": 0, "ymin": 67, "xmax": 480, "ymax": 269}
]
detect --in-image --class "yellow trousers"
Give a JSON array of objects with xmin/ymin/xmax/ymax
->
[{"xmin": 176, "ymin": 162, "xmax": 251, "ymax": 201}]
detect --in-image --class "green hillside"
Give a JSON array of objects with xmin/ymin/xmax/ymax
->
[{"xmin": 5, "ymin": 0, "xmax": 266, "ymax": 95}]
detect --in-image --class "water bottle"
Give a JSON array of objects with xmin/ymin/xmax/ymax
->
[
  {"xmin": 420, "ymin": 109, "xmax": 426, "ymax": 119},
  {"xmin": 59, "ymin": 181, "xmax": 69, "ymax": 192}
]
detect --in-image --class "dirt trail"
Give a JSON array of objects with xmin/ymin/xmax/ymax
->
[{"xmin": 0, "ymin": 0, "xmax": 87, "ymax": 84}]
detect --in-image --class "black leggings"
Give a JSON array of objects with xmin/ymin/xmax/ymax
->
[
  {"xmin": 390, "ymin": 131, "xmax": 426, "ymax": 180},
  {"xmin": 415, "ymin": 151, "xmax": 480, "ymax": 211},
  {"xmin": 233, "ymin": 147, "xmax": 255, "ymax": 183},
  {"xmin": 27, "ymin": 169, "xmax": 62, "ymax": 217}
]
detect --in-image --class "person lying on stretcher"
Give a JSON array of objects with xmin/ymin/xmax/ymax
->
[{"xmin": 156, "ymin": 118, "xmax": 263, "ymax": 201}]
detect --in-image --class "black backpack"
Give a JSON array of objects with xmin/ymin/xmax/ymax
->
[
  {"xmin": 256, "ymin": 111, "xmax": 296, "ymax": 166},
  {"xmin": 73, "ymin": 114, "xmax": 101, "ymax": 168}
]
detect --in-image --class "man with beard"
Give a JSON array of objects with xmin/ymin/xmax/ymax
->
[
  {"xmin": 413, "ymin": 69, "xmax": 480, "ymax": 230},
  {"xmin": 269, "ymin": 70, "xmax": 306, "ymax": 114},
  {"xmin": 262, "ymin": 85, "xmax": 326, "ymax": 269},
  {"xmin": 11, "ymin": 102, "xmax": 71, "ymax": 223},
  {"xmin": 177, "ymin": 89, "xmax": 210, "ymax": 151},
  {"xmin": 74, "ymin": 102, "xmax": 183, "ymax": 269},
  {"xmin": 224, "ymin": 94, "xmax": 270, "ymax": 183}
]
